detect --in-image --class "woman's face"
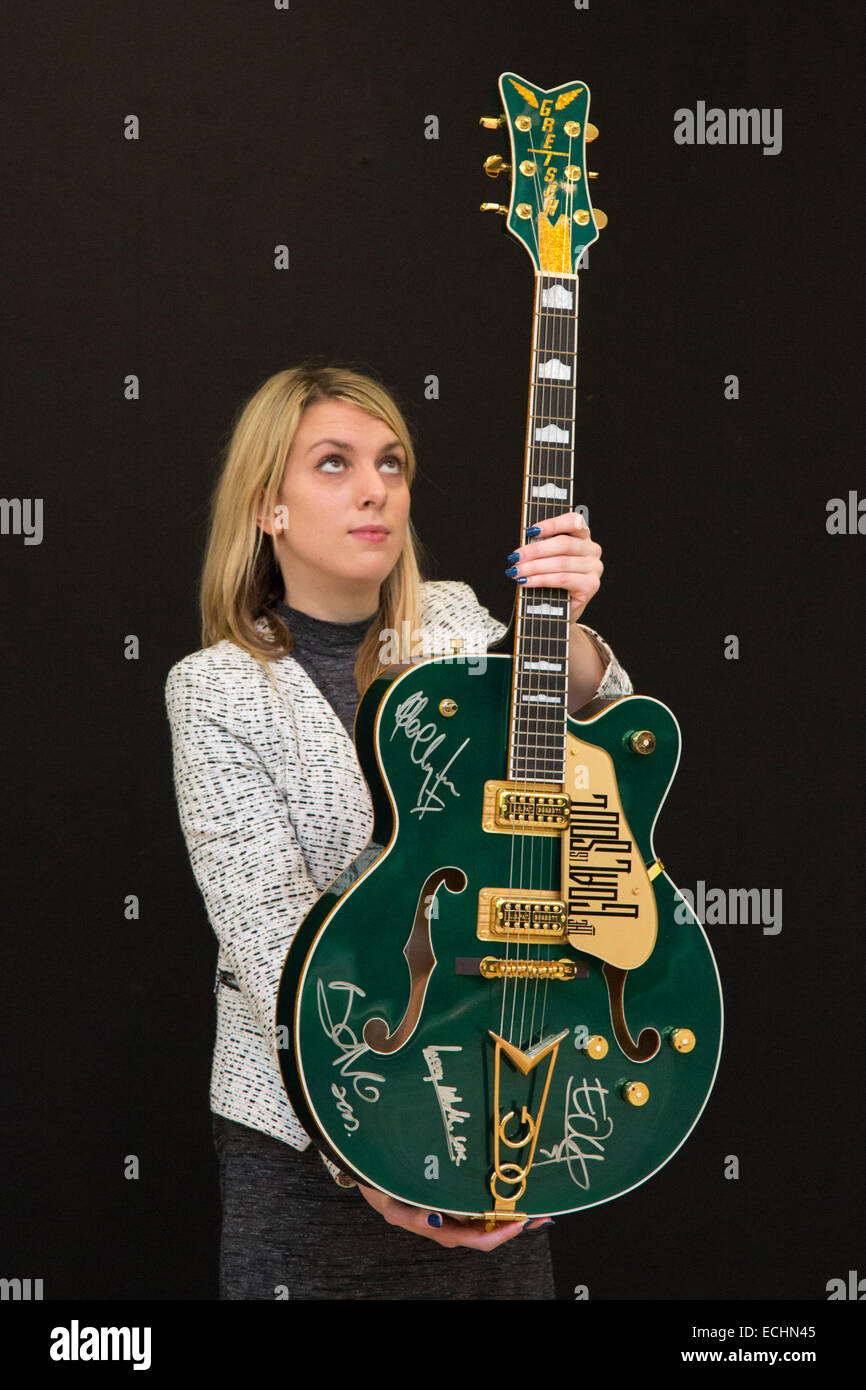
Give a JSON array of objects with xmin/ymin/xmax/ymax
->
[{"xmin": 266, "ymin": 397, "xmax": 411, "ymax": 613}]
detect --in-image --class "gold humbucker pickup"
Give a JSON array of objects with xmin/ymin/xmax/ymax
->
[
  {"xmin": 477, "ymin": 888, "xmax": 567, "ymax": 943},
  {"xmin": 482, "ymin": 780, "xmax": 569, "ymax": 834}
]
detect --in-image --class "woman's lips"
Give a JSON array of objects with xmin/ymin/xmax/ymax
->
[{"xmin": 350, "ymin": 528, "xmax": 389, "ymax": 541}]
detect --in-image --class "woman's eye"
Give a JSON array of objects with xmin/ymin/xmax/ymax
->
[
  {"xmin": 316, "ymin": 455, "xmax": 405, "ymax": 473},
  {"xmin": 380, "ymin": 455, "xmax": 406, "ymax": 473}
]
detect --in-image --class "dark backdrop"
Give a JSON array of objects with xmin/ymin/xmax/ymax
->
[{"xmin": 2, "ymin": 0, "xmax": 862, "ymax": 1313}]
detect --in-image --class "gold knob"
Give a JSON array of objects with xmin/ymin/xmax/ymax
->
[
  {"xmin": 629, "ymin": 730, "xmax": 656, "ymax": 754},
  {"xmin": 483, "ymin": 154, "xmax": 510, "ymax": 178},
  {"xmin": 438, "ymin": 699, "xmax": 458, "ymax": 717},
  {"xmin": 480, "ymin": 203, "xmax": 508, "ymax": 215},
  {"xmin": 622, "ymin": 1081, "xmax": 649, "ymax": 1107},
  {"xmin": 479, "ymin": 115, "xmax": 505, "ymax": 129},
  {"xmin": 669, "ymin": 1029, "xmax": 696, "ymax": 1053},
  {"xmin": 585, "ymin": 123, "xmax": 599, "ymax": 142},
  {"xmin": 593, "ymin": 207, "xmax": 608, "ymax": 230},
  {"xmin": 585, "ymin": 1034, "xmax": 609, "ymax": 1059}
]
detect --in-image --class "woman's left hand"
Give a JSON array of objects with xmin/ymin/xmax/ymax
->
[{"xmin": 505, "ymin": 510, "xmax": 603, "ymax": 622}]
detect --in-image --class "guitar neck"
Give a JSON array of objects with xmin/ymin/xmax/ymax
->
[{"xmin": 508, "ymin": 271, "xmax": 580, "ymax": 785}]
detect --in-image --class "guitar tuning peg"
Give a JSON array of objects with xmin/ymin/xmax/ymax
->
[
  {"xmin": 479, "ymin": 115, "xmax": 506, "ymax": 129},
  {"xmin": 585, "ymin": 123, "xmax": 599, "ymax": 141},
  {"xmin": 588, "ymin": 171, "xmax": 599, "ymax": 179},
  {"xmin": 480, "ymin": 203, "xmax": 508, "ymax": 214},
  {"xmin": 593, "ymin": 207, "xmax": 608, "ymax": 229},
  {"xmin": 483, "ymin": 155, "xmax": 511, "ymax": 178}
]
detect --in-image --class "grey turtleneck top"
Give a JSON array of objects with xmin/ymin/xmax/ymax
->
[{"xmin": 272, "ymin": 600, "xmax": 377, "ymax": 738}]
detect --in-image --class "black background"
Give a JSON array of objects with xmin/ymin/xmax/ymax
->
[{"xmin": 1, "ymin": 0, "xmax": 862, "ymax": 1311}]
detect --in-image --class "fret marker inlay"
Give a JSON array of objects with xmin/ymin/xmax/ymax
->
[
  {"xmin": 538, "ymin": 357, "xmax": 572, "ymax": 381},
  {"xmin": 541, "ymin": 284, "xmax": 574, "ymax": 309},
  {"xmin": 531, "ymin": 482, "xmax": 569, "ymax": 499}
]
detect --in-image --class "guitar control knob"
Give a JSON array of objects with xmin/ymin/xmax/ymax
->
[
  {"xmin": 585, "ymin": 123, "xmax": 599, "ymax": 141},
  {"xmin": 585, "ymin": 1035, "xmax": 609, "ymax": 1059},
  {"xmin": 669, "ymin": 1028, "xmax": 696, "ymax": 1053},
  {"xmin": 621, "ymin": 1081, "xmax": 649, "ymax": 1107},
  {"xmin": 629, "ymin": 730, "xmax": 656, "ymax": 754},
  {"xmin": 483, "ymin": 155, "xmax": 511, "ymax": 178},
  {"xmin": 480, "ymin": 203, "xmax": 508, "ymax": 215},
  {"xmin": 479, "ymin": 115, "xmax": 506, "ymax": 129},
  {"xmin": 593, "ymin": 207, "xmax": 609, "ymax": 230}
]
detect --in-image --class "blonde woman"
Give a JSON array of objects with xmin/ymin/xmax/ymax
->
[{"xmin": 165, "ymin": 363, "xmax": 633, "ymax": 1299}]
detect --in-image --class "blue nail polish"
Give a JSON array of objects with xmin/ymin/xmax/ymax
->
[
  {"xmin": 427, "ymin": 1213, "xmax": 443, "ymax": 1228},
  {"xmin": 525, "ymin": 525, "xmax": 541, "ymax": 537},
  {"xmin": 505, "ymin": 566, "xmax": 518, "ymax": 577},
  {"xmin": 506, "ymin": 551, "xmax": 520, "ymax": 564},
  {"xmin": 516, "ymin": 577, "xmax": 527, "ymax": 583}
]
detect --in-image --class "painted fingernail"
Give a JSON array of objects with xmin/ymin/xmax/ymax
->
[
  {"xmin": 505, "ymin": 566, "xmax": 518, "ymax": 577},
  {"xmin": 525, "ymin": 525, "xmax": 541, "ymax": 537},
  {"xmin": 506, "ymin": 551, "xmax": 520, "ymax": 564},
  {"xmin": 427, "ymin": 1213, "xmax": 443, "ymax": 1228}
]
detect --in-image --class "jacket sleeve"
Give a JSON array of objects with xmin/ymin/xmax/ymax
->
[
  {"xmin": 164, "ymin": 657, "xmax": 320, "ymax": 1068},
  {"xmin": 577, "ymin": 623, "xmax": 634, "ymax": 700}
]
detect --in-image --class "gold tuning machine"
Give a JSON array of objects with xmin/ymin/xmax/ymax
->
[
  {"xmin": 585, "ymin": 122, "xmax": 599, "ymax": 141},
  {"xmin": 479, "ymin": 115, "xmax": 506, "ymax": 129},
  {"xmin": 483, "ymin": 155, "xmax": 511, "ymax": 178},
  {"xmin": 480, "ymin": 203, "xmax": 508, "ymax": 215},
  {"xmin": 593, "ymin": 207, "xmax": 608, "ymax": 229},
  {"xmin": 588, "ymin": 171, "xmax": 599, "ymax": 179}
]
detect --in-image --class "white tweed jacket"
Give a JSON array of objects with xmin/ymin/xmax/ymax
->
[{"xmin": 164, "ymin": 580, "xmax": 633, "ymax": 1150}]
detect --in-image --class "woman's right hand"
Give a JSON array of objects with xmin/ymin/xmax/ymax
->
[{"xmin": 356, "ymin": 1182, "xmax": 551, "ymax": 1250}]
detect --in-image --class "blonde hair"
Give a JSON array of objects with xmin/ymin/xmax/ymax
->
[{"xmin": 199, "ymin": 362, "xmax": 427, "ymax": 694}]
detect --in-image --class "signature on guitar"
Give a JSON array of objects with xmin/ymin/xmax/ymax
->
[
  {"xmin": 316, "ymin": 980, "xmax": 386, "ymax": 1106},
  {"xmin": 535, "ymin": 1075, "xmax": 614, "ymax": 1190},
  {"xmin": 390, "ymin": 691, "xmax": 470, "ymax": 821}
]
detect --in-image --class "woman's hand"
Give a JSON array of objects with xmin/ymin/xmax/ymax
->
[
  {"xmin": 357, "ymin": 1183, "xmax": 551, "ymax": 1251},
  {"xmin": 505, "ymin": 509, "xmax": 603, "ymax": 622}
]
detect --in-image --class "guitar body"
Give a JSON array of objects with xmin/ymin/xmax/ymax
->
[{"xmin": 277, "ymin": 654, "xmax": 723, "ymax": 1217}]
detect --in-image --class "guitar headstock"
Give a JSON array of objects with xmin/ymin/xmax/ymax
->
[{"xmin": 480, "ymin": 72, "xmax": 605, "ymax": 275}]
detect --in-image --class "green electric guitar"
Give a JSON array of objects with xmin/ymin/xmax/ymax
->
[{"xmin": 277, "ymin": 73, "xmax": 723, "ymax": 1224}]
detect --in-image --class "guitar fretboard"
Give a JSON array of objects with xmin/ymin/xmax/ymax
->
[{"xmin": 508, "ymin": 272, "xmax": 580, "ymax": 784}]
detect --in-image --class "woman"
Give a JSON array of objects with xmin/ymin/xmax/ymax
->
[{"xmin": 165, "ymin": 363, "xmax": 633, "ymax": 1299}]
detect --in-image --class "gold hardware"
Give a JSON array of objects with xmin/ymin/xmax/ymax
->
[
  {"xmin": 519, "ymin": 159, "xmax": 536, "ymax": 176},
  {"xmin": 593, "ymin": 207, "xmax": 608, "ymax": 229},
  {"xmin": 588, "ymin": 171, "xmax": 599, "ymax": 179},
  {"xmin": 477, "ymin": 1210, "xmax": 528, "ymax": 1230},
  {"xmin": 669, "ymin": 1028, "xmax": 696, "ymax": 1053},
  {"xmin": 647, "ymin": 859, "xmax": 664, "ymax": 882},
  {"xmin": 515, "ymin": 115, "xmax": 532, "ymax": 132},
  {"xmin": 564, "ymin": 120, "xmax": 581, "ymax": 137},
  {"xmin": 585, "ymin": 1034, "xmax": 609, "ymax": 1059},
  {"xmin": 482, "ymin": 780, "xmax": 570, "ymax": 833},
  {"xmin": 438, "ymin": 698, "xmax": 457, "ymax": 717},
  {"xmin": 564, "ymin": 165, "xmax": 582, "ymax": 181},
  {"xmin": 574, "ymin": 210, "xmax": 590, "ymax": 226},
  {"xmin": 483, "ymin": 154, "xmax": 510, "ymax": 178},
  {"xmin": 480, "ymin": 203, "xmax": 508, "ymax": 215},
  {"xmin": 479, "ymin": 115, "xmax": 505, "ymax": 129},
  {"xmin": 516, "ymin": 203, "xmax": 533, "ymax": 219},
  {"xmin": 622, "ymin": 1081, "xmax": 649, "ymax": 1107},
  {"xmin": 478, "ymin": 888, "xmax": 566, "ymax": 943},
  {"xmin": 585, "ymin": 123, "xmax": 599, "ymax": 141},
  {"xmin": 479, "ymin": 956, "xmax": 580, "ymax": 981},
  {"xmin": 629, "ymin": 730, "xmax": 656, "ymax": 754},
  {"xmin": 488, "ymin": 1030, "xmax": 568, "ymax": 1213}
]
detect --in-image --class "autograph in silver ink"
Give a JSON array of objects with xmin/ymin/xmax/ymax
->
[
  {"xmin": 422, "ymin": 1045, "xmax": 470, "ymax": 1165},
  {"xmin": 535, "ymin": 1075, "xmax": 613, "ymax": 1189},
  {"xmin": 390, "ymin": 691, "xmax": 470, "ymax": 821},
  {"xmin": 316, "ymin": 980, "xmax": 386, "ymax": 1104}
]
